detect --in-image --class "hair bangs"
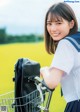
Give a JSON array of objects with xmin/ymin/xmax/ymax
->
[{"xmin": 48, "ymin": 12, "xmax": 63, "ymax": 22}]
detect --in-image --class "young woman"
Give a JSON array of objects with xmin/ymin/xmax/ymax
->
[{"xmin": 40, "ymin": 2, "xmax": 80, "ymax": 112}]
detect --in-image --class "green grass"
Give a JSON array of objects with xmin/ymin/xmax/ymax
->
[{"xmin": 0, "ymin": 42, "xmax": 66, "ymax": 112}]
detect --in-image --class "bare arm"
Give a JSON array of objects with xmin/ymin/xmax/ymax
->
[{"xmin": 40, "ymin": 67, "xmax": 64, "ymax": 89}]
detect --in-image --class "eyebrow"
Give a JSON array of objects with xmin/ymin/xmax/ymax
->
[{"xmin": 47, "ymin": 20, "xmax": 63, "ymax": 22}]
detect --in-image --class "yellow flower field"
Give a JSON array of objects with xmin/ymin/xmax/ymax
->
[{"xmin": 0, "ymin": 42, "xmax": 66, "ymax": 112}]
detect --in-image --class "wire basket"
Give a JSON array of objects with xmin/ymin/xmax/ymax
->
[
  {"xmin": 0, "ymin": 91, "xmax": 14, "ymax": 112},
  {"xmin": 0, "ymin": 77, "xmax": 54, "ymax": 112}
]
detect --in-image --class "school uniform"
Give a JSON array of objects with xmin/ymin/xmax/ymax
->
[{"xmin": 51, "ymin": 32, "xmax": 80, "ymax": 112}]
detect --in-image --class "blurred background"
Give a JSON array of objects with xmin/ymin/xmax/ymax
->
[
  {"xmin": 0, "ymin": 0, "xmax": 80, "ymax": 111},
  {"xmin": 0, "ymin": 0, "xmax": 80, "ymax": 37}
]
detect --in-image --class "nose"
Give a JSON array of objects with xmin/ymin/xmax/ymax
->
[{"xmin": 50, "ymin": 24, "xmax": 57, "ymax": 32}]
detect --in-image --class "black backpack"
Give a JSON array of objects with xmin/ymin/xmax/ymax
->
[{"xmin": 13, "ymin": 58, "xmax": 41, "ymax": 112}]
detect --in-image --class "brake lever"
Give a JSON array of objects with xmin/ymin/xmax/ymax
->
[{"xmin": 35, "ymin": 76, "xmax": 55, "ymax": 91}]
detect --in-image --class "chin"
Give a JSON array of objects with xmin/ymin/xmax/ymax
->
[
  {"xmin": 54, "ymin": 36, "xmax": 64, "ymax": 41},
  {"xmin": 53, "ymin": 38, "xmax": 61, "ymax": 41}
]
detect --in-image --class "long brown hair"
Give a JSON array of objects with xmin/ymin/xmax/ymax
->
[{"xmin": 44, "ymin": 2, "xmax": 78, "ymax": 54}]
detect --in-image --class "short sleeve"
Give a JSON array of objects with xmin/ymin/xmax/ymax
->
[{"xmin": 51, "ymin": 39, "xmax": 74, "ymax": 74}]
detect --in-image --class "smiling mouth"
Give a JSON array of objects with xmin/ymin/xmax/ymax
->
[{"xmin": 52, "ymin": 33, "xmax": 60, "ymax": 37}]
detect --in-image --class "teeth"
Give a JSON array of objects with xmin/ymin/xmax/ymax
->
[{"xmin": 53, "ymin": 33, "xmax": 60, "ymax": 36}]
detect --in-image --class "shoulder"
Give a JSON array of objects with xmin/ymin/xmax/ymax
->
[
  {"xmin": 58, "ymin": 38, "xmax": 74, "ymax": 51},
  {"xmin": 61, "ymin": 32, "xmax": 80, "ymax": 52},
  {"xmin": 51, "ymin": 38, "xmax": 75, "ymax": 74},
  {"xmin": 55, "ymin": 39, "xmax": 74, "ymax": 58}
]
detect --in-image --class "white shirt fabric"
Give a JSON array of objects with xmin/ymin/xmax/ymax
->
[{"xmin": 51, "ymin": 39, "xmax": 80, "ymax": 103}]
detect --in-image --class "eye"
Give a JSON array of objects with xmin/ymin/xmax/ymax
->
[
  {"xmin": 47, "ymin": 22, "xmax": 52, "ymax": 26},
  {"xmin": 56, "ymin": 22, "xmax": 62, "ymax": 25}
]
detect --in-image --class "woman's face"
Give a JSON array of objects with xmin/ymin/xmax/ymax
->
[{"xmin": 47, "ymin": 14, "xmax": 74, "ymax": 41}]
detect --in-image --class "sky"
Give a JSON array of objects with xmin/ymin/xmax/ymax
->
[{"xmin": 0, "ymin": 0, "xmax": 80, "ymax": 35}]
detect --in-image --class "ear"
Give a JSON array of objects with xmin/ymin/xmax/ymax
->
[{"xmin": 70, "ymin": 20, "xmax": 74, "ymax": 29}]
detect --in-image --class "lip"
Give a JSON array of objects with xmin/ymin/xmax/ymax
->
[{"xmin": 51, "ymin": 33, "xmax": 60, "ymax": 37}]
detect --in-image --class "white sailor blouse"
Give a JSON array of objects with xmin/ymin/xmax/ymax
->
[{"xmin": 51, "ymin": 32, "xmax": 80, "ymax": 103}]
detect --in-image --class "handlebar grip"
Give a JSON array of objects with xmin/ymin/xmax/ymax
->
[
  {"xmin": 35, "ymin": 76, "xmax": 55, "ymax": 91},
  {"xmin": 41, "ymin": 80, "xmax": 55, "ymax": 92}
]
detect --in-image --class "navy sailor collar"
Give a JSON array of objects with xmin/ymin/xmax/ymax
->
[{"xmin": 64, "ymin": 32, "xmax": 80, "ymax": 52}]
